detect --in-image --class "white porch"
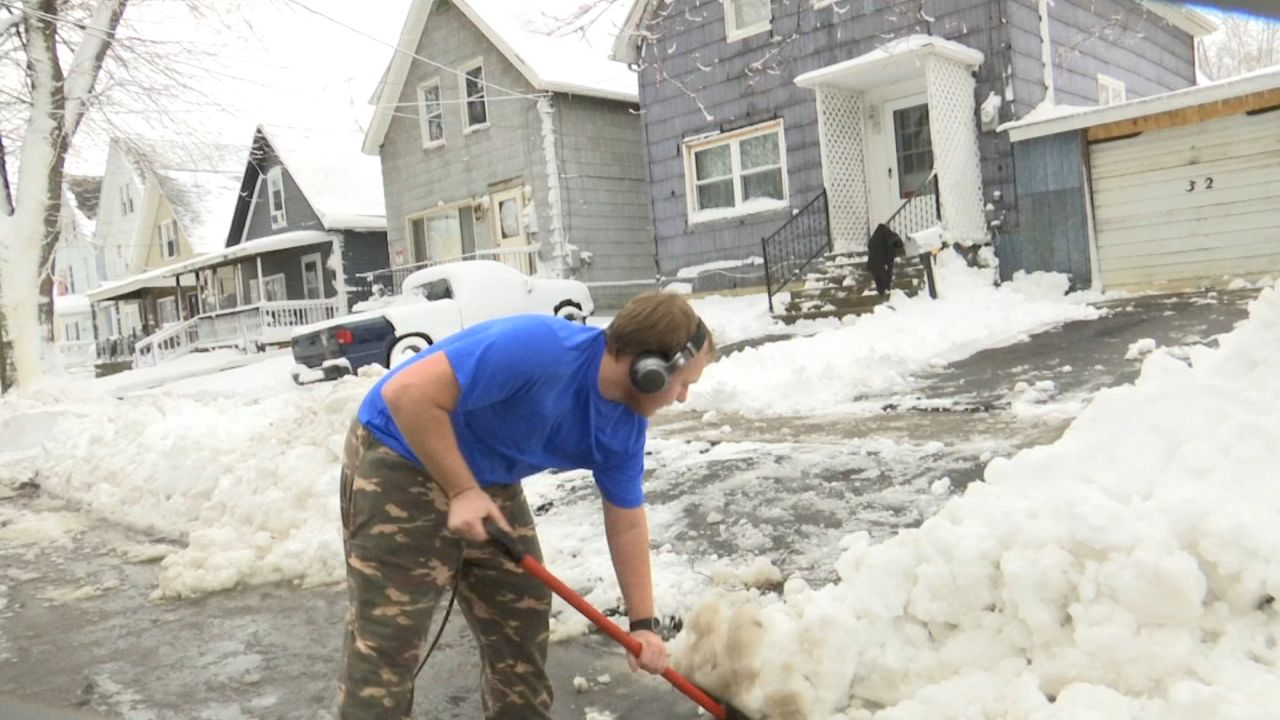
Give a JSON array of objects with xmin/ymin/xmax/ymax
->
[
  {"xmin": 87, "ymin": 230, "xmax": 348, "ymax": 371},
  {"xmin": 795, "ymin": 35, "xmax": 989, "ymax": 253},
  {"xmin": 133, "ymin": 298, "xmax": 342, "ymax": 368}
]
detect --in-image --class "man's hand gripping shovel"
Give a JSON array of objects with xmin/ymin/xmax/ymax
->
[{"xmin": 483, "ymin": 520, "xmax": 756, "ymax": 720}]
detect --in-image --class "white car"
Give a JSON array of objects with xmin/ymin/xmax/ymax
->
[{"xmin": 290, "ymin": 260, "xmax": 594, "ymax": 383}]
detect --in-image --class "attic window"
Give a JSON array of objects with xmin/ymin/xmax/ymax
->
[
  {"xmin": 1097, "ymin": 74, "xmax": 1126, "ymax": 106},
  {"xmin": 267, "ymin": 166, "xmax": 287, "ymax": 229},
  {"xmin": 725, "ymin": 0, "xmax": 771, "ymax": 42},
  {"xmin": 159, "ymin": 219, "xmax": 179, "ymax": 259},
  {"xmin": 461, "ymin": 61, "xmax": 489, "ymax": 131},
  {"xmin": 120, "ymin": 184, "xmax": 134, "ymax": 215},
  {"xmin": 418, "ymin": 78, "xmax": 445, "ymax": 148}
]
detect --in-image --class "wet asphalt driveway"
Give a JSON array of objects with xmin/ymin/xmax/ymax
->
[{"xmin": 0, "ymin": 288, "xmax": 1257, "ymax": 720}]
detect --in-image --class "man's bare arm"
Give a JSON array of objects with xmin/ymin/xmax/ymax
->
[
  {"xmin": 382, "ymin": 352, "xmax": 511, "ymax": 539},
  {"xmin": 603, "ymin": 501, "xmax": 668, "ymax": 673}
]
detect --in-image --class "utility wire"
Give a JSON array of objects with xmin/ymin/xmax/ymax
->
[{"xmin": 280, "ymin": 0, "xmax": 550, "ymax": 103}]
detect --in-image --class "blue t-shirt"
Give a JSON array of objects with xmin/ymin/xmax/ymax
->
[{"xmin": 356, "ymin": 315, "xmax": 649, "ymax": 508}]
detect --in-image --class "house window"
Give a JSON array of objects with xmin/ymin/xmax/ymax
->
[
  {"xmin": 725, "ymin": 0, "xmax": 771, "ymax": 42},
  {"xmin": 461, "ymin": 61, "xmax": 488, "ymax": 131},
  {"xmin": 267, "ymin": 167, "xmax": 287, "ymax": 229},
  {"xmin": 1097, "ymin": 74, "xmax": 1126, "ymax": 106},
  {"xmin": 418, "ymin": 79, "xmax": 445, "ymax": 148},
  {"xmin": 893, "ymin": 104, "xmax": 934, "ymax": 199},
  {"xmin": 407, "ymin": 205, "xmax": 475, "ymax": 263},
  {"xmin": 120, "ymin": 184, "xmax": 134, "ymax": 215},
  {"xmin": 683, "ymin": 120, "xmax": 788, "ymax": 223},
  {"xmin": 159, "ymin": 219, "xmax": 179, "ymax": 259}
]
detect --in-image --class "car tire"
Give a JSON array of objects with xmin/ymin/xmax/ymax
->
[
  {"xmin": 387, "ymin": 334, "xmax": 431, "ymax": 368},
  {"xmin": 554, "ymin": 300, "xmax": 586, "ymax": 324}
]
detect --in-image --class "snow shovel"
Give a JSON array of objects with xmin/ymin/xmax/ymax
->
[{"xmin": 483, "ymin": 520, "xmax": 755, "ymax": 720}]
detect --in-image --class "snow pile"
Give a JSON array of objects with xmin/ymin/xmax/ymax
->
[
  {"xmin": 0, "ymin": 368, "xmax": 374, "ymax": 598},
  {"xmin": 689, "ymin": 253, "xmax": 1102, "ymax": 416},
  {"xmin": 671, "ymin": 282, "xmax": 1280, "ymax": 719}
]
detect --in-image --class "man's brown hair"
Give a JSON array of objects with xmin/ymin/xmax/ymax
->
[{"xmin": 606, "ymin": 292, "xmax": 715, "ymax": 359}]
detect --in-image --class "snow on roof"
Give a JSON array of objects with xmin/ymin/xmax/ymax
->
[
  {"xmin": 364, "ymin": 0, "xmax": 637, "ymax": 154},
  {"xmin": 259, "ymin": 124, "xmax": 386, "ymax": 231},
  {"xmin": 123, "ymin": 139, "xmax": 248, "ymax": 255},
  {"xmin": 460, "ymin": 0, "xmax": 637, "ymax": 100},
  {"xmin": 153, "ymin": 169, "xmax": 246, "ymax": 255},
  {"xmin": 794, "ymin": 35, "xmax": 984, "ymax": 91},
  {"xmin": 1003, "ymin": 65, "xmax": 1280, "ymax": 142},
  {"xmin": 86, "ymin": 230, "xmax": 339, "ymax": 303}
]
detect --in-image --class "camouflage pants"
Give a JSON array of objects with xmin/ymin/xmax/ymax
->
[{"xmin": 337, "ymin": 419, "xmax": 553, "ymax": 719}]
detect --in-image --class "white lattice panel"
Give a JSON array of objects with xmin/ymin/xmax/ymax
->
[
  {"xmin": 926, "ymin": 58, "xmax": 987, "ymax": 244},
  {"xmin": 817, "ymin": 88, "xmax": 868, "ymax": 253}
]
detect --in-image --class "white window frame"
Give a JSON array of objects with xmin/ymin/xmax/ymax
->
[
  {"xmin": 682, "ymin": 119, "xmax": 789, "ymax": 225},
  {"xmin": 120, "ymin": 184, "xmax": 134, "ymax": 216},
  {"xmin": 725, "ymin": 0, "xmax": 772, "ymax": 43},
  {"xmin": 459, "ymin": 58, "xmax": 490, "ymax": 133},
  {"xmin": 417, "ymin": 78, "xmax": 445, "ymax": 149},
  {"xmin": 1097, "ymin": 73, "xmax": 1126, "ymax": 106},
  {"xmin": 267, "ymin": 166, "xmax": 288, "ymax": 229},
  {"xmin": 405, "ymin": 201, "xmax": 473, "ymax": 263},
  {"xmin": 159, "ymin": 219, "xmax": 179, "ymax": 259}
]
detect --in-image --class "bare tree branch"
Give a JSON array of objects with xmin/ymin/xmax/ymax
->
[
  {"xmin": 0, "ymin": 132, "xmax": 12, "ymax": 215},
  {"xmin": 63, "ymin": 0, "xmax": 127, "ymax": 136}
]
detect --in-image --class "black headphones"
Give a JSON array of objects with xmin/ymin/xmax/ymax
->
[{"xmin": 629, "ymin": 319, "xmax": 709, "ymax": 394}]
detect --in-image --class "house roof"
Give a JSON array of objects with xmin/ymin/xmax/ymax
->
[
  {"xmin": 363, "ymin": 0, "xmax": 638, "ymax": 154},
  {"xmin": 258, "ymin": 124, "xmax": 386, "ymax": 230},
  {"xmin": 1141, "ymin": 1, "xmax": 1218, "ymax": 37},
  {"xmin": 794, "ymin": 35, "xmax": 984, "ymax": 92},
  {"xmin": 610, "ymin": 0, "xmax": 1217, "ymax": 63},
  {"xmin": 87, "ymin": 230, "xmax": 339, "ymax": 303},
  {"xmin": 611, "ymin": 0, "xmax": 656, "ymax": 66},
  {"xmin": 1002, "ymin": 65, "xmax": 1280, "ymax": 142},
  {"xmin": 122, "ymin": 139, "xmax": 247, "ymax": 256}
]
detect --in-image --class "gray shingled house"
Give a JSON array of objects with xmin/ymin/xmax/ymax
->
[
  {"xmin": 362, "ymin": 0, "xmax": 657, "ymax": 311},
  {"xmin": 612, "ymin": 0, "xmax": 1216, "ymax": 295}
]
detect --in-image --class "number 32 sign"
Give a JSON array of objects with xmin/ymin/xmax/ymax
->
[{"xmin": 1186, "ymin": 177, "xmax": 1215, "ymax": 192}]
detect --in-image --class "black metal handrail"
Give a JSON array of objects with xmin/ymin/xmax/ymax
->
[
  {"xmin": 885, "ymin": 170, "xmax": 940, "ymax": 241},
  {"xmin": 762, "ymin": 190, "xmax": 832, "ymax": 313}
]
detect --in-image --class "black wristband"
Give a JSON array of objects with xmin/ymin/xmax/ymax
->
[{"xmin": 629, "ymin": 617, "xmax": 659, "ymax": 633}]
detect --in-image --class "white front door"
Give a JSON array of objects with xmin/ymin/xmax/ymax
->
[
  {"xmin": 301, "ymin": 252, "xmax": 324, "ymax": 300},
  {"xmin": 489, "ymin": 187, "xmax": 532, "ymax": 274},
  {"xmin": 866, "ymin": 94, "xmax": 935, "ymax": 235}
]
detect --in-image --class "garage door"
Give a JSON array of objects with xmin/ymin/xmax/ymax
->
[{"xmin": 1089, "ymin": 108, "xmax": 1280, "ymax": 290}]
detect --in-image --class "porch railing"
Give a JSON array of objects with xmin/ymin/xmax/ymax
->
[
  {"xmin": 132, "ymin": 298, "xmax": 344, "ymax": 368},
  {"xmin": 360, "ymin": 246, "xmax": 540, "ymax": 297},
  {"xmin": 886, "ymin": 171, "xmax": 940, "ymax": 241},
  {"xmin": 134, "ymin": 318, "xmax": 200, "ymax": 368},
  {"xmin": 762, "ymin": 190, "xmax": 832, "ymax": 313}
]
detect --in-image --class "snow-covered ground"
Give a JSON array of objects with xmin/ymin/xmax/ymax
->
[
  {"xmin": 671, "ymin": 282, "xmax": 1280, "ymax": 719},
  {"xmin": 7, "ymin": 260, "xmax": 1274, "ymax": 718}
]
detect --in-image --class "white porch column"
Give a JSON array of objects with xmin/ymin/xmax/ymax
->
[
  {"xmin": 816, "ymin": 87, "xmax": 870, "ymax": 253},
  {"xmin": 256, "ymin": 255, "xmax": 266, "ymax": 305},
  {"xmin": 926, "ymin": 57, "xmax": 987, "ymax": 244}
]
